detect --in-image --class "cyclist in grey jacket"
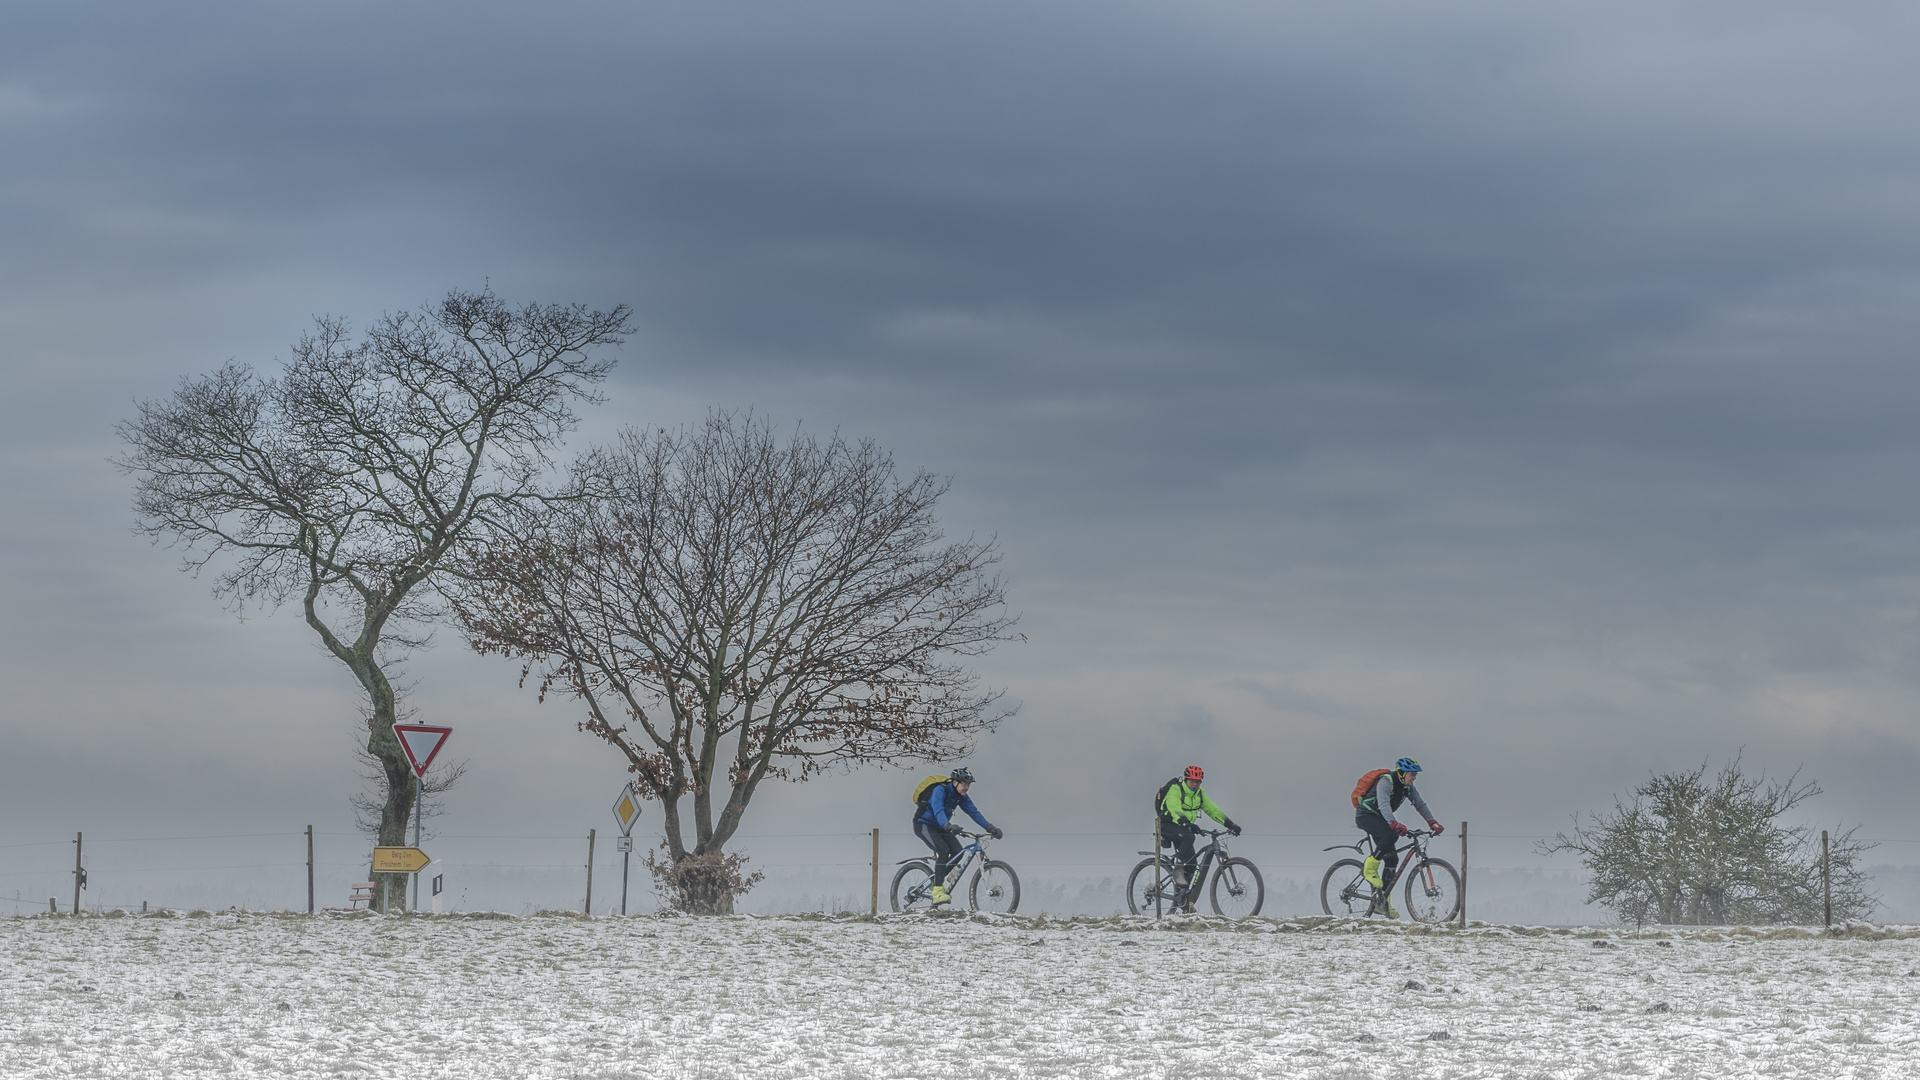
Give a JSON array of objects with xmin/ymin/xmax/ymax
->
[{"xmin": 1353, "ymin": 757, "xmax": 1443, "ymax": 902}]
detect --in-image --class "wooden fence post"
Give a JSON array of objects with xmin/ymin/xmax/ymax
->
[
  {"xmin": 1459, "ymin": 821, "xmax": 1468, "ymax": 928},
  {"xmin": 1153, "ymin": 817, "xmax": 1163, "ymax": 920},
  {"xmin": 306, "ymin": 825, "xmax": 315, "ymax": 914},
  {"xmin": 72, "ymin": 832, "xmax": 83, "ymax": 916},
  {"xmin": 585, "ymin": 829, "xmax": 596, "ymax": 915},
  {"xmin": 1822, "ymin": 829, "xmax": 1831, "ymax": 929},
  {"xmin": 870, "ymin": 829, "xmax": 880, "ymax": 916}
]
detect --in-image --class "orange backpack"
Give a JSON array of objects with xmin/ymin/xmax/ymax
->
[{"xmin": 1351, "ymin": 768, "xmax": 1391, "ymax": 809}]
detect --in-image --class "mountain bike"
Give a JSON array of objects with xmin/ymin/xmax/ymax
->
[
  {"xmin": 1319, "ymin": 828, "xmax": 1460, "ymax": 922},
  {"xmin": 890, "ymin": 830, "xmax": 1020, "ymax": 913},
  {"xmin": 1126, "ymin": 827, "xmax": 1265, "ymax": 918}
]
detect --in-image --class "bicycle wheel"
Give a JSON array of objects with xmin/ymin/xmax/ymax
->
[
  {"xmin": 1320, "ymin": 859, "xmax": 1376, "ymax": 917},
  {"xmin": 1402, "ymin": 857, "xmax": 1462, "ymax": 924},
  {"xmin": 970, "ymin": 860, "xmax": 1020, "ymax": 914},
  {"xmin": 890, "ymin": 861, "xmax": 937, "ymax": 912},
  {"xmin": 1208, "ymin": 856, "xmax": 1265, "ymax": 918},
  {"xmin": 1125, "ymin": 856, "xmax": 1180, "ymax": 916}
]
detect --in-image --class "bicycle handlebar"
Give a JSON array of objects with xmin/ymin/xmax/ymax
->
[{"xmin": 1323, "ymin": 828, "xmax": 1433, "ymax": 854}]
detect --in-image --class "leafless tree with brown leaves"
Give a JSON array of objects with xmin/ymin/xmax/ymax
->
[
  {"xmin": 456, "ymin": 413, "xmax": 1020, "ymax": 913},
  {"xmin": 117, "ymin": 287, "xmax": 629, "ymax": 908}
]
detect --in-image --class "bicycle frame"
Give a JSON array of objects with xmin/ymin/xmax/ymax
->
[
  {"xmin": 1322, "ymin": 830, "xmax": 1432, "ymax": 896},
  {"xmin": 1157, "ymin": 828, "xmax": 1230, "ymax": 906},
  {"xmin": 896, "ymin": 832, "xmax": 990, "ymax": 899}
]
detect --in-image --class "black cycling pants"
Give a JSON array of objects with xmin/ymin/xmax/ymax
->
[
  {"xmin": 1161, "ymin": 820, "xmax": 1199, "ymax": 882},
  {"xmin": 1356, "ymin": 810, "xmax": 1402, "ymax": 884},
  {"xmin": 915, "ymin": 821, "xmax": 963, "ymax": 887}
]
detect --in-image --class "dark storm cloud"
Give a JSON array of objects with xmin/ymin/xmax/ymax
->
[{"xmin": 5, "ymin": 1, "xmax": 1920, "ymax": 912}]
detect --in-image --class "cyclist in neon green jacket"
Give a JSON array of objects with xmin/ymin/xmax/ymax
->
[{"xmin": 1157, "ymin": 765, "xmax": 1241, "ymax": 910}]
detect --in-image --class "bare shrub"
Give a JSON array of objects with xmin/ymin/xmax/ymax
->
[{"xmin": 1541, "ymin": 754, "xmax": 1874, "ymax": 925}]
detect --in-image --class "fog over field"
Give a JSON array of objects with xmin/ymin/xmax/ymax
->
[{"xmin": 5, "ymin": 3, "xmax": 1920, "ymax": 924}]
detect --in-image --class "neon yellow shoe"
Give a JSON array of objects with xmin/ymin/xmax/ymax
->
[
  {"xmin": 1362, "ymin": 856, "xmax": 1384, "ymax": 889},
  {"xmin": 929, "ymin": 885, "xmax": 951, "ymax": 906}
]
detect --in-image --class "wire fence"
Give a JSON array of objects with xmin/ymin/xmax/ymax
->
[{"xmin": 8, "ymin": 824, "xmax": 1915, "ymax": 920}]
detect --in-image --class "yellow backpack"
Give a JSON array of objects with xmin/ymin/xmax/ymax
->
[{"xmin": 911, "ymin": 775, "xmax": 948, "ymax": 806}]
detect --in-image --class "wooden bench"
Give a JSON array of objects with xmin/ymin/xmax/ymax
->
[{"xmin": 323, "ymin": 882, "xmax": 378, "ymax": 912}]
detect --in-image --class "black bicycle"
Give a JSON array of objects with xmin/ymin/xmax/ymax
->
[
  {"xmin": 1126, "ymin": 827, "xmax": 1265, "ymax": 918},
  {"xmin": 890, "ymin": 831, "xmax": 1020, "ymax": 914},
  {"xmin": 1319, "ymin": 829, "xmax": 1460, "ymax": 922}
]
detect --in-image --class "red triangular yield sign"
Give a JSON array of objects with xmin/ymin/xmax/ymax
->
[{"xmin": 392, "ymin": 725, "xmax": 452, "ymax": 778}]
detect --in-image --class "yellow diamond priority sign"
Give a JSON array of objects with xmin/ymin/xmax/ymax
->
[
  {"xmin": 612, "ymin": 784, "xmax": 642, "ymax": 836},
  {"xmin": 372, "ymin": 847, "xmax": 432, "ymax": 874}
]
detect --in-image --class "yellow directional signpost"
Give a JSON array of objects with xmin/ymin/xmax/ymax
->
[{"xmin": 372, "ymin": 847, "xmax": 432, "ymax": 875}]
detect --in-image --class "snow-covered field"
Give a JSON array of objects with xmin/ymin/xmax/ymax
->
[{"xmin": 4, "ymin": 912, "xmax": 1917, "ymax": 1079}]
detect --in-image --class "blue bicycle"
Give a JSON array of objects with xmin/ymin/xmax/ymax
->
[{"xmin": 890, "ymin": 830, "xmax": 1021, "ymax": 913}]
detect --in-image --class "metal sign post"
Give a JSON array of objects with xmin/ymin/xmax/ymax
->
[
  {"xmin": 611, "ymin": 784, "xmax": 642, "ymax": 916},
  {"xmin": 615, "ymin": 834, "xmax": 634, "ymax": 914},
  {"xmin": 413, "ymin": 775, "xmax": 423, "ymax": 911},
  {"xmin": 391, "ymin": 725, "xmax": 451, "ymax": 913}
]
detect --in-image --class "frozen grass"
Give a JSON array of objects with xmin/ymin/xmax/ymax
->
[{"xmin": 3, "ymin": 911, "xmax": 1918, "ymax": 1078}]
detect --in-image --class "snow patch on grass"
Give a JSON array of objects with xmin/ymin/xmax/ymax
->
[{"xmin": 4, "ymin": 912, "xmax": 1918, "ymax": 1077}]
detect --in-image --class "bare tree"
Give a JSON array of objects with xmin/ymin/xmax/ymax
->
[
  {"xmin": 117, "ymin": 288, "xmax": 629, "ymax": 908},
  {"xmin": 1540, "ymin": 755, "xmax": 1875, "ymax": 925},
  {"xmin": 457, "ymin": 413, "xmax": 1019, "ymax": 913}
]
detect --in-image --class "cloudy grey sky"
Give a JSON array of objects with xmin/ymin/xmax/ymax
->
[{"xmin": 5, "ymin": 2, "xmax": 1920, "ymax": 915}]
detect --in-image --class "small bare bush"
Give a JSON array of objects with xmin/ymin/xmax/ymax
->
[{"xmin": 646, "ymin": 847, "xmax": 765, "ymax": 915}]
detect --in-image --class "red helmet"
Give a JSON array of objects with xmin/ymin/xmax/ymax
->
[{"xmin": 1184, "ymin": 765, "xmax": 1205, "ymax": 782}]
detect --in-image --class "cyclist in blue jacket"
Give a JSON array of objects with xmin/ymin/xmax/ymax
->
[{"xmin": 913, "ymin": 767, "xmax": 1003, "ymax": 906}]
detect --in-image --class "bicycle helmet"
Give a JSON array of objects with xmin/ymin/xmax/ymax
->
[
  {"xmin": 1184, "ymin": 765, "xmax": 1205, "ymax": 782},
  {"xmin": 949, "ymin": 767, "xmax": 975, "ymax": 784},
  {"xmin": 1395, "ymin": 757, "xmax": 1421, "ymax": 774}
]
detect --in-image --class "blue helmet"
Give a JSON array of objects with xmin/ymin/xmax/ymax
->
[{"xmin": 1395, "ymin": 757, "xmax": 1421, "ymax": 774}]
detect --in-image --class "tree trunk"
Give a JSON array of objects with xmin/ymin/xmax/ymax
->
[
  {"xmin": 306, "ymin": 586, "xmax": 420, "ymax": 912},
  {"xmin": 671, "ymin": 849, "xmax": 739, "ymax": 915},
  {"xmin": 366, "ymin": 716, "xmax": 416, "ymax": 911},
  {"xmin": 682, "ymin": 857, "xmax": 736, "ymax": 915},
  {"xmin": 658, "ymin": 791, "xmax": 748, "ymax": 914}
]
